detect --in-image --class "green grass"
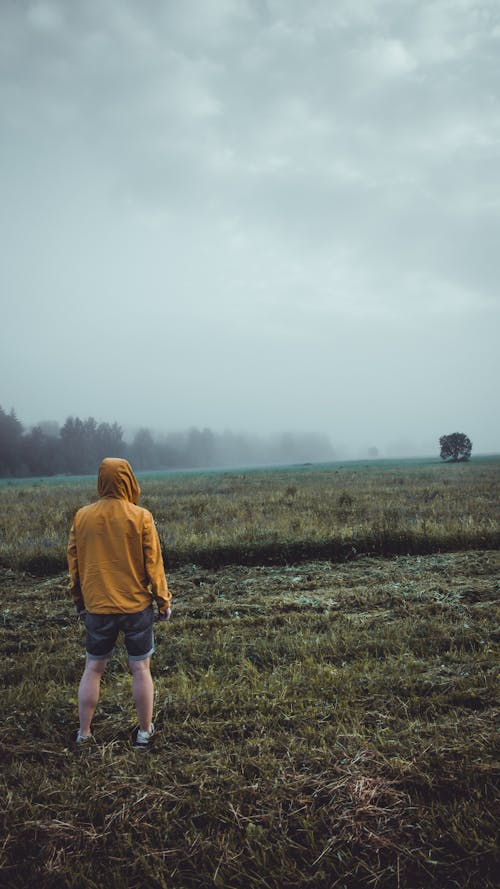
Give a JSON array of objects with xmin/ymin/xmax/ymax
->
[
  {"xmin": 1, "ymin": 549, "xmax": 498, "ymax": 888},
  {"xmin": 0, "ymin": 458, "xmax": 499, "ymax": 574}
]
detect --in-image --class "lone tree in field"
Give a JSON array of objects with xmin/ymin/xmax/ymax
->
[{"xmin": 439, "ymin": 432, "xmax": 472, "ymax": 462}]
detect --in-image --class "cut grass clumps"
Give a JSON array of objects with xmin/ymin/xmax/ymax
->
[{"xmin": 0, "ymin": 551, "xmax": 498, "ymax": 888}]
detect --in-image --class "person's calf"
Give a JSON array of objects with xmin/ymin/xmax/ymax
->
[
  {"xmin": 78, "ymin": 657, "xmax": 107, "ymax": 735},
  {"xmin": 129, "ymin": 657, "xmax": 154, "ymax": 734}
]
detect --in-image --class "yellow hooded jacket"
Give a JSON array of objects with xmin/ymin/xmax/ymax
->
[{"xmin": 67, "ymin": 458, "xmax": 171, "ymax": 614}]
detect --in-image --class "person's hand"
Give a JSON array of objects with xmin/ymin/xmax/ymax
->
[
  {"xmin": 75, "ymin": 605, "xmax": 87, "ymax": 621},
  {"xmin": 158, "ymin": 608, "xmax": 171, "ymax": 622}
]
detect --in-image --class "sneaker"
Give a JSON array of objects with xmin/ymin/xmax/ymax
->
[
  {"xmin": 76, "ymin": 730, "xmax": 93, "ymax": 746},
  {"xmin": 132, "ymin": 722, "xmax": 155, "ymax": 750}
]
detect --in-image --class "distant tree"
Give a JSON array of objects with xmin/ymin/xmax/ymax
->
[
  {"xmin": 439, "ymin": 432, "xmax": 472, "ymax": 462},
  {"xmin": 60, "ymin": 417, "xmax": 89, "ymax": 473},
  {"xmin": 0, "ymin": 406, "xmax": 24, "ymax": 475},
  {"xmin": 273, "ymin": 432, "xmax": 335, "ymax": 465},
  {"xmin": 22, "ymin": 425, "xmax": 61, "ymax": 476},
  {"xmin": 37, "ymin": 420, "xmax": 60, "ymax": 439},
  {"xmin": 60, "ymin": 416, "xmax": 121, "ymax": 473},
  {"xmin": 156, "ymin": 435, "xmax": 182, "ymax": 468},
  {"xmin": 130, "ymin": 428, "xmax": 157, "ymax": 470},
  {"xmin": 185, "ymin": 427, "xmax": 215, "ymax": 467},
  {"xmin": 95, "ymin": 421, "xmax": 124, "ymax": 462}
]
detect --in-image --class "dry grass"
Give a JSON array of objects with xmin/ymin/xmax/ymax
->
[{"xmin": 0, "ymin": 458, "xmax": 499, "ymax": 574}]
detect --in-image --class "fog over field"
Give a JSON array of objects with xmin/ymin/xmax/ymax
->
[{"xmin": 1, "ymin": 0, "xmax": 499, "ymax": 458}]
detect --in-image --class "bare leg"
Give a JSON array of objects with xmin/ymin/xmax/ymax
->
[
  {"xmin": 78, "ymin": 658, "xmax": 107, "ymax": 736},
  {"xmin": 129, "ymin": 657, "xmax": 154, "ymax": 733}
]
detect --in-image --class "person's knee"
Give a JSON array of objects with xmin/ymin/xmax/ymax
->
[
  {"xmin": 85, "ymin": 658, "xmax": 107, "ymax": 677},
  {"xmin": 129, "ymin": 657, "xmax": 151, "ymax": 676}
]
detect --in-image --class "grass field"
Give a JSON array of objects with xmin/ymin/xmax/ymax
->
[
  {"xmin": 1, "ymin": 457, "xmax": 499, "ymax": 574},
  {"xmin": 0, "ymin": 459, "xmax": 499, "ymax": 888}
]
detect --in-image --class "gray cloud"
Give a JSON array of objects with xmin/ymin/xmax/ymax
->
[{"xmin": 1, "ymin": 0, "xmax": 499, "ymax": 457}]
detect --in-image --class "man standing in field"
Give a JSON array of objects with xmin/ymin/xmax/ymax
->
[{"xmin": 67, "ymin": 457, "xmax": 171, "ymax": 749}]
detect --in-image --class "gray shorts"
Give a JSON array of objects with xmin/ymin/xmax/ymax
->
[{"xmin": 85, "ymin": 605, "xmax": 154, "ymax": 661}]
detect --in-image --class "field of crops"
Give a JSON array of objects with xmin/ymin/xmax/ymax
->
[{"xmin": 0, "ymin": 458, "xmax": 499, "ymax": 888}]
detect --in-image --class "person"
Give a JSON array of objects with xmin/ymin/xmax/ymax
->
[{"xmin": 67, "ymin": 457, "xmax": 171, "ymax": 749}]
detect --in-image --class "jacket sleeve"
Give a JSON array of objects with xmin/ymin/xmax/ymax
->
[
  {"xmin": 143, "ymin": 511, "xmax": 171, "ymax": 611},
  {"xmin": 67, "ymin": 521, "xmax": 84, "ymax": 610}
]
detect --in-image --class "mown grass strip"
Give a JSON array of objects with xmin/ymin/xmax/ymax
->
[{"xmin": 1, "ymin": 552, "xmax": 498, "ymax": 888}]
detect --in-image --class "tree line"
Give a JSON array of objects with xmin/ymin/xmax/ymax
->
[{"xmin": 0, "ymin": 405, "xmax": 335, "ymax": 478}]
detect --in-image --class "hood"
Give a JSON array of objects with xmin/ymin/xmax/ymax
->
[{"xmin": 97, "ymin": 458, "xmax": 141, "ymax": 504}]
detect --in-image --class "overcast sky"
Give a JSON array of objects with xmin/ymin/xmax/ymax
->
[{"xmin": 1, "ymin": 0, "xmax": 499, "ymax": 457}]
